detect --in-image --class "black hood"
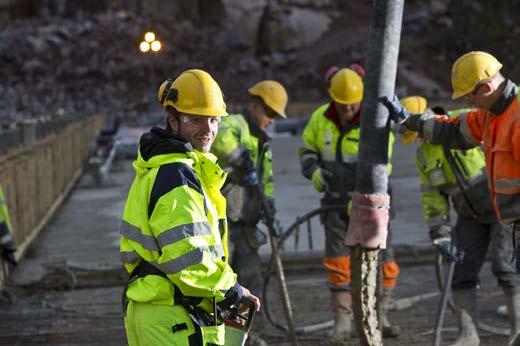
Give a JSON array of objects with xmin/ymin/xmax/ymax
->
[{"xmin": 139, "ymin": 126, "xmax": 193, "ymax": 161}]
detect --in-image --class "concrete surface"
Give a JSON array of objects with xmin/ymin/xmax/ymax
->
[{"xmin": 0, "ymin": 132, "xmax": 509, "ymax": 345}]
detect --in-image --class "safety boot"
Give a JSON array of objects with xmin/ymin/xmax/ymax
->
[
  {"xmin": 382, "ymin": 287, "xmax": 400, "ymax": 337},
  {"xmin": 450, "ymin": 288, "xmax": 480, "ymax": 346},
  {"xmin": 327, "ymin": 291, "xmax": 353, "ymax": 344},
  {"xmin": 503, "ymin": 286, "xmax": 520, "ymax": 346}
]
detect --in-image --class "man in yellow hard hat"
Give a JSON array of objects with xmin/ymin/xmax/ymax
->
[
  {"xmin": 299, "ymin": 66, "xmax": 400, "ymax": 343},
  {"xmin": 402, "ymin": 95, "xmax": 520, "ymax": 345},
  {"xmin": 120, "ymin": 69, "xmax": 260, "ymax": 346},
  {"xmin": 211, "ymin": 80, "xmax": 288, "ymax": 346},
  {"xmin": 383, "ymin": 51, "xmax": 520, "ymax": 344}
]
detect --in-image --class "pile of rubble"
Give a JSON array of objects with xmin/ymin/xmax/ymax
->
[{"xmin": 3, "ymin": 0, "xmax": 515, "ymax": 125}]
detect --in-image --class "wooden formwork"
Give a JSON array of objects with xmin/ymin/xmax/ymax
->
[{"xmin": 0, "ymin": 115, "xmax": 104, "ymax": 291}]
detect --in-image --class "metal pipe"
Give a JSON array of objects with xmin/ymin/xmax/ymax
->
[
  {"xmin": 349, "ymin": 0, "xmax": 404, "ymax": 345},
  {"xmin": 357, "ymin": 0, "xmax": 404, "ymax": 194}
]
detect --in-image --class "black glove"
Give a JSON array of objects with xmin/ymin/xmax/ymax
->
[
  {"xmin": 380, "ymin": 95, "xmax": 427, "ymax": 133},
  {"xmin": 271, "ymin": 218, "xmax": 284, "ymax": 238},
  {"xmin": 267, "ymin": 198, "xmax": 276, "ymax": 217},
  {"xmin": 429, "ymin": 224, "xmax": 463, "ymax": 262},
  {"xmin": 242, "ymin": 170, "xmax": 259, "ymax": 186},
  {"xmin": 1, "ymin": 248, "xmax": 17, "ymax": 267},
  {"xmin": 380, "ymin": 95, "xmax": 412, "ymax": 123}
]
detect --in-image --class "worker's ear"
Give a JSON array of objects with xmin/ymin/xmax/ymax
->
[
  {"xmin": 167, "ymin": 115, "xmax": 180, "ymax": 133},
  {"xmin": 248, "ymin": 100, "xmax": 261, "ymax": 115},
  {"xmin": 480, "ymin": 81, "xmax": 495, "ymax": 97}
]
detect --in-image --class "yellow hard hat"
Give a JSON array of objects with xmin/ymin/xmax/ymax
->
[
  {"xmin": 399, "ymin": 96, "xmax": 428, "ymax": 144},
  {"xmin": 401, "ymin": 96, "xmax": 427, "ymax": 114},
  {"xmin": 451, "ymin": 51, "xmax": 502, "ymax": 99},
  {"xmin": 248, "ymin": 80, "xmax": 288, "ymax": 118},
  {"xmin": 328, "ymin": 68, "xmax": 364, "ymax": 105},
  {"xmin": 157, "ymin": 69, "xmax": 228, "ymax": 117}
]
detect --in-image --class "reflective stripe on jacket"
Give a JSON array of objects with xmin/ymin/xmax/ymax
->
[
  {"xmin": 423, "ymin": 81, "xmax": 520, "ymax": 223},
  {"xmin": 299, "ymin": 103, "xmax": 394, "ymax": 199},
  {"xmin": 0, "ymin": 185, "xmax": 15, "ymax": 251},
  {"xmin": 211, "ymin": 114, "xmax": 274, "ymax": 198},
  {"xmin": 120, "ymin": 128, "xmax": 237, "ymax": 314}
]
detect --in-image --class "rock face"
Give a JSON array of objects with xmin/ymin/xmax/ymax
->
[
  {"xmin": 257, "ymin": 5, "xmax": 332, "ymax": 54},
  {"xmin": 222, "ymin": 0, "xmax": 268, "ymax": 47},
  {"xmin": 1, "ymin": 0, "xmax": 516, "ymax": 124}
]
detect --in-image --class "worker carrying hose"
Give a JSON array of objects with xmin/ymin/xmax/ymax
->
[{"xmin": 299, "ymin": 64, "xmax": 400, "ymax": 343}]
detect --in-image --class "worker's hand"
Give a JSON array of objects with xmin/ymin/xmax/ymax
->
[
  {"xmin": 429, "ymin": 224, "xmax": 453, "ymax": 259},
  {"xmin": 267, "ymin": 198, "xmax": 276, "ymax": 216},
  {"xmin": 242, "ymin": 170, "xmax": 259, "ymax": 186},
  {"xmin": 1, "ymin": 248, "xmax": 17, "ymax": 267},
  {"xmin": 240, "ymin": 286, "xmax": 261, "ymax": 312},
  {"xmin": 271, "ymin": 218, "xmax": 284, "ymax": 238},
  {"xmin": 380, "ymin": 95, "xmax": 412, "ymax": 123},
  {"xmin": 311, "ymin": 168, "xmax": 333, "ymax": 192},
  {"xmin": 435, "ymin": 238, "xmax": 453, "ymax": 259},
  {"xmin": 429, "ymin": 224, "xmax": 452, "ymax": 245}
]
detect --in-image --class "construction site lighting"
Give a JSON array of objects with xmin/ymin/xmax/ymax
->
[
  {"xmin": 144, "ymin": 31, "xmax": 156, "ymax": 42},
  {"xmin": 139, "ymin": 41, "xmax": 150, "ymax": 53},
  {"xmin": 151, "ymin": 40, "xmax": 161, "ymax": 52}
]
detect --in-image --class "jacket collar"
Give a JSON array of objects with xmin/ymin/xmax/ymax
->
[
  {"xmin": 324, "ymin": 102, "xmax": 361, "ymax": 131},
  {"xmin": 489, "ymin": 79, "xmax": 518, "ymax": 115},
  {"xmin": 243, "ymin": 110, "xmax": 271, "ymax": 142},
  {"xmin": 139, "ymin": 126, "xmax": 193, "ymax": 161}
]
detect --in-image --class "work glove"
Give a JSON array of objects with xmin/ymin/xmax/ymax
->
[
  {"xmin": 430, "ymin": 224, "xmax": 453, "ymax": 258},
  {"xmin": 242, "ymin": 170, "xmax": 259, "ymax": 186},
  {"xmin": 267, "ymin": 198, "xmax": 277, "ymax": 217},
  {"xmin": 380, "ymin": 95, "xmax": 426, "ymax": 133},
  {"xmin": 1, "ymin": 248, "xmax": 17, "ymax": 267},
  {"xmin": 311, "ymin": 168, "xmax": 333, "ymax": 192},
  {"xmin": 380, "ymin": 95, "xmax": 412, "ymax": 123},
  {"xmin": 270, "ymin": 218, "xmax": 284, "ymax": 238},
  {"xmin": 429, "ymin": 224, "xmax": 452, "ymax": 244}
]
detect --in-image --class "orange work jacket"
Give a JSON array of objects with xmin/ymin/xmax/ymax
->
[{"xmin": 459, "ymin": 94, "xmax": 520, "ymax": 223}]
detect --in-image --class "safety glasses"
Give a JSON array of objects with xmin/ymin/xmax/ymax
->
[
  {"xmin": 264, "ymin": 106, "xmax": 279, "ymax": 119},
  {"xmin": 180, "ymin": 115, "xmax": 221, "ymax": 126}
]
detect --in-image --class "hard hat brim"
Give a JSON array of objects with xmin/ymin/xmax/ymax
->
[
  {"xmin": 169, "ymin": 103, "xmax": 229, "ymax": 117},
  {"xmin": 451, "ymin": 90, "xmax": 466, "ymax": 100}
]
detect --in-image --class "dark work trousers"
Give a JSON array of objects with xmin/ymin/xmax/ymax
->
[{"xmin": 452, "ymin": 218, "xmax": 520, "ymax": 289}]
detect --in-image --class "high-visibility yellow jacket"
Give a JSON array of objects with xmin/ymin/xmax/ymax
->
[
  {"xmin": 417, "ymin": 111, "xmax": 495, "ymax": 227},
  {"xmin": 299, "ymin": 103, "xmax": 394, "ymax": 201},
  {"xmin": 120, "ymin": 127, "xmax": 240, "ymax": 314},
  {"xmin": 211, "ymin": 113, "xmax": 274, "ymax": 198},
  {"xmin": 0, "ymin": 185, "xmax": 15, "ymax": 252},
  {"xmin": 422, "ymin": 81, "xmax": 520, "ymax": 223}
]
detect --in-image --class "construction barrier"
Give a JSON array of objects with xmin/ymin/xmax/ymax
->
[{"xmin": 0, "ymin": 114, "xmax": 104, "ymax": 290}]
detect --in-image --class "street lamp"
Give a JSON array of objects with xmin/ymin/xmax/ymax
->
[{"xmin": 139, "ymin": 31, "xmax": 162, "ymax": 113}]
